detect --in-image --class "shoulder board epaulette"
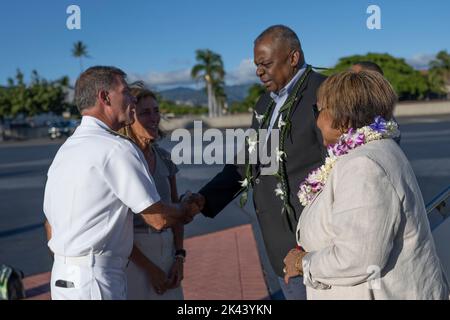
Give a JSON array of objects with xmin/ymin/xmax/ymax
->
[{"xmin": 104, "ymin": 128, "xmax": 135, "ymax": 144}]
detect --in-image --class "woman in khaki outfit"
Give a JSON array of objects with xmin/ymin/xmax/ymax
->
[{"xmin": 121, "ymin": 86, "xmax": 184, "ymax": 300}]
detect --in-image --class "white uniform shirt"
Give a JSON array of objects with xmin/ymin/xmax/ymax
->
[{"xmin": 43, "ymin": 116, "xmax": 160, "ymax": 260}]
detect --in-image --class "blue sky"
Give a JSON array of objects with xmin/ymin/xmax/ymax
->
[{"xmin": 0, "ymin": 0, "xmax": 448, "ymax": 89}]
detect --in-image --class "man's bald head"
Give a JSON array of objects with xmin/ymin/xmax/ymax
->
[
  {"xmin": 253, "ymin": 25, "xmax": 306, "ymax": 93},
  {"xmin": 351, "ymin": 61, "xmax": 384, "ymax": 75},
  {"xmin": 254, "ymin": 25, "xmax": 302, "ymax": 53}
]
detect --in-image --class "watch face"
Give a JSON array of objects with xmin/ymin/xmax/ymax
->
[
  {"xmin": 176, "ymin": 249, "xmax": 186, "ymax": 257},
  {"xmin": 175, "ymin": 255, "xmax": 185, "ymax": 263}
]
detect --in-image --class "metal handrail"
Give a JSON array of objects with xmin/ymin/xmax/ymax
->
[{"xmin": 426, "ymin": 185, "xmax": 450, "ymax": 217}]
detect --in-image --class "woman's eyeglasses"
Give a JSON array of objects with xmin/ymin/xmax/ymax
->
[
  {"xmin": 313, "ymin": 103, "xmax": 321, "ymax": 119},
  {"xmin": 313, "ymin": 103, "xmax": 327, "ymax": 119}
]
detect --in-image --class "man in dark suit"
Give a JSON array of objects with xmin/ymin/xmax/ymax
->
[{"xmin": 191, "ymin": 25, "xmax": 326, "ymax": 299}]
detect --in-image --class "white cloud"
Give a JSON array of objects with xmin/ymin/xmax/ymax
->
[
  {"xmin": 128, "ymin": 58, "xmax": 259, "ymax": 89},
  {"xmin": 226, "ymin": 58, "xmax": 258, "ymax": 85},
  {"xmin": 407, "ymin": 53, "xmax": 436, "ymax": 70},
  {"xmin": 128, "ymin": 69, "xmax": 195, "ymax": 89}
]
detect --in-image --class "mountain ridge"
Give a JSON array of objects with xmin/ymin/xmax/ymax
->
[{"xmin": 158, "ymin": 83, "xmax": 256, "ymax": 106}]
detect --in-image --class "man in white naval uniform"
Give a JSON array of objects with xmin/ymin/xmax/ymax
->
[{"xmin": 43, "ymin": 66, "xmax": 200, "ymax": 300}]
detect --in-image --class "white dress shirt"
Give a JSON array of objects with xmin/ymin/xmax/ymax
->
[
  {"xmin": 44, "ymin": 116, "xmax": 160, "ymax": 260},
  {"xmin": 265, "ymin": 63, "xmax": 307, "ymax": 145}
]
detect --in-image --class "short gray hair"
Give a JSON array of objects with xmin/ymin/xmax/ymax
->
[
  {"xmin": 74, "ymin": 66, "xmax": 126, "ymax": 113},
  {"xmin": 254, "ymin": 25, "xmax": 302, "ymax": 51}
]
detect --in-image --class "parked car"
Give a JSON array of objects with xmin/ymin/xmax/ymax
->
[{"xmin": 48, "ymin": 120, "xmax": 79, "ymax": 139}]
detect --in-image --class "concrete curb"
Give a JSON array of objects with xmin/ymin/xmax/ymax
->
[
  {"xmin": 160, "ymin": 101, "xmax": 450, "ymax": 131},
  {"xmin": 394, "ymin": 101, "xmax": 450, "ymax": 117}
]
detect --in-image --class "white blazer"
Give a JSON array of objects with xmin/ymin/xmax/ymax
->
[{"xmin": 297, "ymin": 139, "xmax": 449, "ymax": 300}]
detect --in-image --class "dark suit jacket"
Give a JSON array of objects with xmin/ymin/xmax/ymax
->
[{"xmin": 199, "ymin": 70, "xmax": 327, "ymax": 277}]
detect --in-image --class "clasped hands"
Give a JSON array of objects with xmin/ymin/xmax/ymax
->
[{"xmin": 283, "ymin": 247, "xmax": 308, "ymax": 284}]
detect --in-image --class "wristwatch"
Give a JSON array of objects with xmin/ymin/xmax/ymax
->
[{"xmin": 175, "ymin": 249, "xmax": 186, "ymax": 263}]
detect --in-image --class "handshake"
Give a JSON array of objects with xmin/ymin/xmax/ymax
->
[
  {"xmin": 141, "ymin": 191, "xmax": 206, "ymax": 230},
  {"xmin": 178, "ymin": 191, "xmax": 205, "ymax": 224}
]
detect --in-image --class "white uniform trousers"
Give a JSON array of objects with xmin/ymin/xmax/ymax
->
[{"xmin": 51, "ymin": 254, "xmax": 128, "ymax": 300}]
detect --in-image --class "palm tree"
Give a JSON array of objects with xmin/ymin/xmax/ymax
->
[
  {"xmin": 191, "ymin": 49, "xmax": 225, "ymax": 117},
  {"xmin": 72, "ymin": 41, "xmax": 89, "ymax": 73},
  {"xmin": 212, "ymin": 78, "xmax": 227, "ymax": 116}
]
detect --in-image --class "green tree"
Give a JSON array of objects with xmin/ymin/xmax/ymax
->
[
  {"xmin": 430, "ymin": 50, "xmax": 450, "ymax": 73},
  {"xmin": 72, "ymin": 41, "xmax": 89, "ymax": 73},
  {"xmin": 245, "ymin": 84, "xmax": 265, "ymax": 108},
  {"xmin": 428, "ymin": 50, "xmax": 450, "ymax": 96},
  {"xmin": 324, "ymin": 53, "xmax": 433, "ymax": 100},
  {"xmin": 0, "ymin": 86, "xmax": 11, "ymax": 120},
  {"xmin": 2, "ymin": 69, "xmax": 72, "ymax": 118},
  {"xmin": 7, "ymin": 69, "xmax": 30, "ymax": 116},
  {"xmin": 28, "ymin": 73, "xmax": 69, "ymax": 116},
  {"xmin": 0, "ymin": 87, "xmax": 10, "ymax": 140},
  {"xmin": 191, "ymin": 49, "xmax": 226, "ymax": 117},
  {"xmin": 230, "ymin": 83, "xmax": 265, "ymax": 113}
]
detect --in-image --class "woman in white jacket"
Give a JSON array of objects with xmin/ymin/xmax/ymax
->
[{"xmin": 283, "ymin": 70, "xmax": 449, "ymax": 299}]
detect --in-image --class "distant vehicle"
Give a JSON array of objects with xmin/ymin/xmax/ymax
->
[
  {"xmin": 48, "ymin": 120, "xmax": 80, "ymax": 139},
  {"xmin": 163, "ymin": 113, "xmax": 176, "ymax": 119}
]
